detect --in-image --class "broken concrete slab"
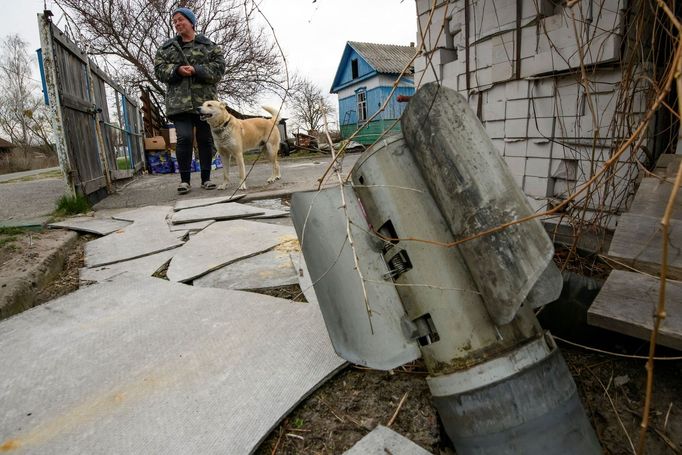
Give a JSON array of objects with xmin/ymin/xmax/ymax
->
[
  {"xmin": 111, "ymin": 205, "xmax": 173, "ymax": 223},
  {"xmin": 48, "ymin": 217, "xmax": 132, "ymax": 236},
  {"xmin": 166, "ymin": 220, "xmax": 297, "ymax": 283},
  {"xmin": 0, "ymin": 273, "xmax": 344, "ymax": 454},
  {"xmin": 173, "ymin": 194, "xmax": 246, "ymax": 211},
  {"xmin": 84, "ymin": 207, "xmax": 185, "ymax": 268},
  {"xmin": 79, "ymin": 249, "xmax": 176, "ymax": 283},
  {"xmin": 167, "ymin": 219, "xmax": 214, "ymax": 232},
  {"xmin": 170, "ymin": 202, "xmax": 267, "ymax": 224},
  {"xmin": 193, "ymin": 249, "xmax": 298, "ymax": 290},
  {"xmin": 343, "ymin": 425, "xmax": 433, "ymax": 454}
]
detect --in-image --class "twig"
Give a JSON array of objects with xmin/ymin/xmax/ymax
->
[
  {"xmin": 270, "ymin": 427, "xmax": 283, "ymax": 455},
  {"xmin": 386, "ymin": 392, "xmax": 409, "ymax": 427},
  {"xmin": 554, "ymin": 336, "xmax": 682, "ymax": 361},
  {"xmin": 317, "ymin": 397, "xmax": 362, "ymax": 427},
  {"xmin": 664, "ymin": 402, "xmax": 673, "ymax": 431},
  {"xmin": 586, "ymin": 365, "xmax": 636, "ymax": 454},
  {"xmin": 637, "ymin": 14, "xmax": 682, "ymax": 446},
  {"xmin": 285, "ymin": 433, "xmax": 304, "ymax": 441},
  {"xmin": 624, "ymin": 407, "xmax": 682, "ymax": 454}
]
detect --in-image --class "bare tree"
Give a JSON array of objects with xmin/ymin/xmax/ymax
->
[
  {"xmin": 288, "ymin": 75, "xmax": 336, "ymax": 134},
  {"xmin": 53, "ymin": 0, "xmax": 284, "ymax": 106},
  {"xmin": 0, "ymin": 34, "xmax": 53, "ymax": 149}
]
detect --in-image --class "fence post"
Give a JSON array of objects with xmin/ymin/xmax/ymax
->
[
  {"xmin": 37, "ymin": 13, "xmax": 75, "ymax": 197},
  {"xmin": 85, "ymin": 59, "xmax": 113, "ymax": 193}
]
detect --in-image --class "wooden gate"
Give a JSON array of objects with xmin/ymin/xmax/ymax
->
[{"xmin": 38, "ymin": 14, "xmax": 145, "ymax": 199}]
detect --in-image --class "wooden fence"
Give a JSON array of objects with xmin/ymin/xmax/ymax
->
[{"xmin": 38, "ymin": 13, "xmax": 145, "ymax": 200}]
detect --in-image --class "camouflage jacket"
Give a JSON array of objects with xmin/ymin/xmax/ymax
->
[{"xmin": 154, "ymin": 34, "xmax": 226, "ymax": 117}]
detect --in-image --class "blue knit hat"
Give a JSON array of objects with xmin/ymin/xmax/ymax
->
[{"xmin": 173, "ymin": 7, "xmax": 196, "ymax": 28}]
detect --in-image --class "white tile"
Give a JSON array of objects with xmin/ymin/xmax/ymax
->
[
  {"xmin": 503, "ymin": 156, "xmax": 526, "ymax": 175},
  {"xmin": 525, "ymin": 158, "xmax": 551, "ymax": 177},
  {"xmin": 505, "ymin": 118, "xmax": 528, "ymax": 138},
  {"xmin": 506, "ymin": 98, "xmax": 530, "ymax": 119},
  {"xmin": 504, "ymin": 139, "xmax": 527, "ymax": 157},
  {"xmin": 524, "ymin": 176, "xmax": 552, "ymax": 197},
  {"xmin": 526, "ymin": 140, "xmax": 553, "ymax": 158}
]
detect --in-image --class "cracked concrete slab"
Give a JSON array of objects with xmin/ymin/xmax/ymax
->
[
  {"xmin": 84, "ymin": 207, "xmax": 185, "ymax": 268},
  {"xmin": 167, "ymin": 219, "xmax": 214, "ymax": 232},
  {"xmin": 79, "ymin": 249, "xmax": 176, "ymax": 283},
  {"xmin": 173, "ymin": 194, "xmax": 246, "ymax": 211},
  {"xmin": 343, "ymin": 425, "xmax": 432, "ymax": 454},
  {"xmin": 166, "ymin": 220, "xmax": 297, "ymax": 283},
  {"xmin": 170, "ymin": 203, "xmax": 288, "ymax": 225},
  {"xmin": 193, "ymin": 249, "xmax": 298, "ymax": 290},
  {"xmin": 0, "ymin": 273, "xmax": 344, "ymax": 454},
  {"xmin": 170, "ymin": 203, "xmax": 266, "ymax": 224},
  {"xmin": 48, "ymin": 217, "xmax": 132, "ymax": 235},
  {"xmin": 112, "ymin": 205, "xmax": 173, "ymax": 223}
]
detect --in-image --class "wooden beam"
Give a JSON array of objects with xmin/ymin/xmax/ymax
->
[{"xmin": 588, "ymin": 270, "xmax": 682, "ymax": 350}]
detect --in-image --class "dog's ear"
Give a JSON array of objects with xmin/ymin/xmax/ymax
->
[{"xmin": 220, "ymin": 102, "xmax": 227, "ymax": 109}]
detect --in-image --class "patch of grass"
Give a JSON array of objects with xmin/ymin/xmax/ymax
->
[
  {"xmin": 0, "ymin": 169, "xmax": 63, "ymax": 184},
  {"xmin": 0, "ymin": 227, "xmax": 26, "ymax": 236},
  {"xmin": 0, "ymin": 228, "xmax": 25, "ymax": 249},
  {"xmin": 54, "ymin": 194, "xmax": 91, "ymax": 217},
  {"xmin": 116, "ymin": 156, "xmax": 131, "ymax": 170}
]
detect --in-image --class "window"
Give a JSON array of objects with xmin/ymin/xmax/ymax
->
[
  {"xmin": 351, "ymin": 59, "xmax": 359, "ymax": 79},
  {"xmin": 357, "ymin": 90, "xmax": 367, "ymax": 123}
]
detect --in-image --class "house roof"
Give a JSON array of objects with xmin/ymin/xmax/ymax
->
[
  {"xmin": 330, "ymin": 41, "xmax": 416, "ymax": 93},
  {"xmin": 0, "ymin": 137, "xmax": 15, "ymax": 149},
  {"xmin": 348, "ymin": 41, "xmax": 417, "ymax": 74}
]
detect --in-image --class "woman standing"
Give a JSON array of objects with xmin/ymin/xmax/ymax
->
[{"xmin": 154, "ymin": 7, "xmax": 225, "ymax": 194}]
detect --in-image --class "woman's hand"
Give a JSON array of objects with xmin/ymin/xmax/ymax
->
[{"xmin": 177, "ymin": 65, "xmax": 195, "ymax": 77}]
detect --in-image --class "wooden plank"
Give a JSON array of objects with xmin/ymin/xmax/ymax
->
[
  {"xmin": 588, "ymin": 270, "xmax": 682, "ymax": 350},
  {"xmin": 654, "ymin": 154, "xmax": 682, "ymax": 178},
  {"xmin": 628, "ymin": 178, "xmax": 682, "ymax": 220},
  {"xmin": 607, "ymin": 212, "xmax": 682, "ymax": 280}
]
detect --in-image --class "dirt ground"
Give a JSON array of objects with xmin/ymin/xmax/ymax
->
[{"xmin": 3, "ymin": 229, "xmax": 681, "ymax": 454}]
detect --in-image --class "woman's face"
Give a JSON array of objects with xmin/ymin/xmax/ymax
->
[{"xmin": 172, "ymin": 13, "xmax": 193, "ymax": 35}]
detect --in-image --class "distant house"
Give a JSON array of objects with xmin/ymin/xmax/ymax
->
[
  {"xmin": 0, "ymin": 137, "xmax": 15, "ymax": 153},
  {"xmin": 330, "ymin": 41, "xmax": 416, "ymax": 144}
]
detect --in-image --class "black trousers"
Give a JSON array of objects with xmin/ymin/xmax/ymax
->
[{"xmin": 171, "ymin": 112, "xmax": 214, "ymax": 184}]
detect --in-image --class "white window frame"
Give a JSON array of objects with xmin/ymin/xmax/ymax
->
[{"xmin": 357, "ymin": 90, "xmax": 367, "ymax": 123}]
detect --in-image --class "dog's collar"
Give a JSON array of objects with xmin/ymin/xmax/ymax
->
[{"xmin": 213, "ymin": 118, "xmax": 231, "ymax": 132}]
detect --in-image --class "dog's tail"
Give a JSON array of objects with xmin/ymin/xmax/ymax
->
[{"xmin": 262, "ymin": 106, "xmax": 280, "ymax": 123}]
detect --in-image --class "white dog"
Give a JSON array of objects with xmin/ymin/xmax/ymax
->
[{"xmin": 198, "ymin": 101, "xmax": 281, "ymax": 190}]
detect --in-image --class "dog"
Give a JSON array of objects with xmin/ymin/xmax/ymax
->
[{"xmin": 198, "ymin": 101, "xmax": 281, "ymax": 190}]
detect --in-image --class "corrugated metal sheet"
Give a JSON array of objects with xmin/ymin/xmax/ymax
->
[{"xmin": 348, "ymin": 42, "xmax": 416, "ymax": 74}]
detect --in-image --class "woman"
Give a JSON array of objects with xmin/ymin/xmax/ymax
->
[{"xmin": 154, "ymin": 7, "xmax": 226, "ymax": 194}]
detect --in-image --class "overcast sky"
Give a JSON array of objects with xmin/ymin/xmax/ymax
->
[{"xmin": 4, "ymin": 0, "xmax": 417, "ymax": 118}]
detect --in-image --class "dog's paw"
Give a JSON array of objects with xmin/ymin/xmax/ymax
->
[
  {"xmin": 238, "ymin": 184, "xmax": 247, "ymax": 190},
  {"xmin": 217, "ymin": 183, "xmax": 228, "ymax": 190}
]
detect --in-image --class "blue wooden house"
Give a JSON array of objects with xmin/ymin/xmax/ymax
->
[{"xmin": 330, "ymin": 41, "xmax": 416, "ymax": 144}]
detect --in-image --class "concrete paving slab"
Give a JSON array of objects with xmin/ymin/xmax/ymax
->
[
  {"xmin": 173, "ymin": 194, "xmax": 246, "ymax": 211},
  {"xmin": 193, "ymin": 249, "xmax": 298, "ymax": 290},
  {"xmin": 0, "ymin": 274, "xmax": 344, "ymax": 455},
  {"xmin": 79, "ymin": 249, "xmax": 176, "ymax": 283},
  {"xmin": 170, "ymin": 202, "xmax": 265, "ymax": 224},
  {"xmin": 167, "ymin": 219, "xmax": 214, "ymax": 232},
  {"xmin": 166, "ymin": 220, "xmax": 297, "ymax": 283},
  {"xmin": 112, "ymin": 205, "xmax": 173, "ymax": 223},
  {"xmin": 84, "ymin": 208, "xmax": 184, "ymax": 267},
  {"xmin": 291, "ymin": 252, "xmax": 318, "ymax": 305},
  {"xmin": 343, "ymin": 425, "xmax": 433, "ymax": 454},
  {"xmin": 48, "ymin": 217, "xmax": 132, "ymax": 235}
]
